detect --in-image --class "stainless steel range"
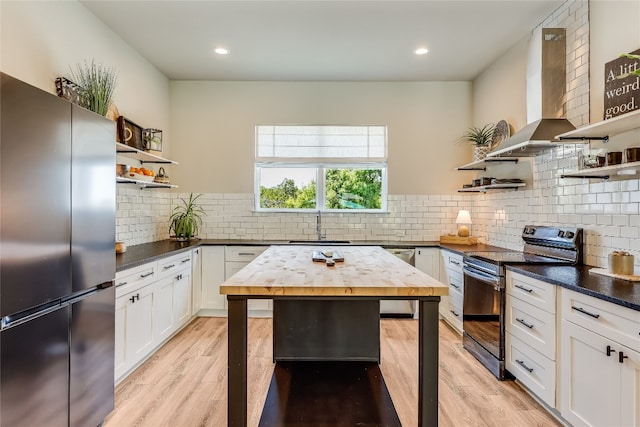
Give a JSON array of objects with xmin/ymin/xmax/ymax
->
[{"xmin": 462, "ymin": 225, "xmax": 583, "ymax": 380}]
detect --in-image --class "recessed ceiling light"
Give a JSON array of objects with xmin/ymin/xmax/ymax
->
[
  {"xmin": 415, "ymin": 48, "xmax": 429, "ymax": 55},
  {"xmin": 214, "ymin": 47, "xmax": 229, "ymax": 55}
]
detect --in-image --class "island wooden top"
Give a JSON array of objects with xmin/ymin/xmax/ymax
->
[{"xmin": 219, "ymin": 245, "xmax": 449, "ymax": 297}]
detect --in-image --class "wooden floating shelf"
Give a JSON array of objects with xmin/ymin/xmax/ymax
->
[
  {"xmin": 116, "ymin": 176, "xmax": 178, "ymax": 189},
  {"xmin": 458, "ymin": 183, "xmax": 526, "ymax": 193},
  {"xmin": 456, "ymin": 157, "xmax": 520, "ymax": 171},
  {"xmin": 561, "ymin": 160, "xmax": 640, "ymax": 180},
  {"xmin": 116, "ymin": 142, "xmax": 178, "ymax": 165},
  {"xmin": 557, "ymin": 110, "xmax": 640, "ymax": 141}
]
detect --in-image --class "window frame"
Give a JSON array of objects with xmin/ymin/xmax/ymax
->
[{"xmin": 254, "ymin": 124, "xmax": 388, "ymax": 213}]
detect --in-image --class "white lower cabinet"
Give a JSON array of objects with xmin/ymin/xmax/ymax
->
[
  {"xmin": 115, "ymin": 281, "xmax": 155, "ymax": 381},
  {"xmin": 505, "ymin": 271, "xmax": 557, "ymax": 408},
  {"xmin": 191, "ymin": 248, "xmax": 202, "ymax": 315},
  {"xmin": 439, "ymin": 249, "xmax": 463, "ymax": 333},
  {"xmin": 115, "ymin": 252, "xmax": 194, "ymax": 383},
  {"xmin": 201, "ymin": 246, "xmax": 226, "ymax": 311},
  {"xmin": 559, "ymin": 287, "xmax": 640, "ymax": 427}
]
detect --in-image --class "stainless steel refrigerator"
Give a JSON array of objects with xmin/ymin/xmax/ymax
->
[{"xmin": 0, "ymin": 73, "xmax": 116, "ymax": 427}]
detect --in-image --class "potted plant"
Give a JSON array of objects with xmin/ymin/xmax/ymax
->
[
  {"xmin": 69, "ymin": 59, "xmax": 118, "ymax": 117},
  {"xmin": 459, "ymin": 124, "xmax": 496, "ymax": 161},
  {"xmin": 169, "ymin": 193, "xmax": 205, "ymax": 241}
]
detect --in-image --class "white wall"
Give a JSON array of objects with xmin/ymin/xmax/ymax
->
[
  {"xmin": 0, "ymin": 0, "xmax": 171, "ymax": 155},
  {"xmin": 169, "ymin": 81, "xmax": 473, "ymax": 195}
]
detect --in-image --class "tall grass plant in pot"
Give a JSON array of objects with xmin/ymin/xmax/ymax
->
[{"xmin": 69, "ymin": 59, "xmax": 118, "ymax": 117}]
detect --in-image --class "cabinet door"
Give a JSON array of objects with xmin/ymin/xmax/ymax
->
[
  {"xmin": 115, "ymin": 295, "xmax": 127, "ymax": 381},
  {"xmin": 438, "ymin": 251, "xmax": 451, "ymax": 320},
  {"xmin": 620, "ymin": 343, "xmax": 640, "ymax": 427},
  {"xmin": 560, "ymin": 319, "xmax": 621, "ymax": 427},
  {"xmin": 191, "ymin": 248, "xmax": 202, "ymax": 315},
  {"xmin": 415, "ymin": 247, "xmax": 440, "ymax": 279},
  {"xmin": 173, "ymin": 270, "xmax": 192, "ymax": 330},
  {"xmin": 201, "ymin": 246, "xmax": 226, "ymax": 310},
  {"xmin": 154, "ymin": 276, "xmax": 175, "ymax": 343},
  {"xmin": 123, "ymin": 285, "xmax": 155, "ymax": 374}
]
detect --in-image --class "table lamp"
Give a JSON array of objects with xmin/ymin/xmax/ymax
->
[{"xmin": 456, "ymin": 210, "xmax": 472, "ymax": 237}]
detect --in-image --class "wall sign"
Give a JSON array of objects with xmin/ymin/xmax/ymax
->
[{"xmin": 604, "ymin": 48, "xmax": 640, "ymax": 119}]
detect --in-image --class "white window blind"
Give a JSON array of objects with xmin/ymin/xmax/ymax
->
[{"xmin": 256, "ymin": 125, "xmax": 387, "ymax": 163}]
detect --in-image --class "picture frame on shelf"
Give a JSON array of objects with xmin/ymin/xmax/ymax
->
[{"xmin": 117, "ymin": 116, "xmax": 145, "ymax": 151}]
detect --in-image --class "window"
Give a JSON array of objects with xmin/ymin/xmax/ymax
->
[{"xmin": 255, "ymin": 125, "xmax": 387, "ymax": 211}]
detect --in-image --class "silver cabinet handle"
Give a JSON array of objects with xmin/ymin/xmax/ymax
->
[
  {"xmin": 572, "ymin": 306, "xmax": 600, "ymax": 319},
  {"xmin": 514, "ymin": 284, "xmax": 533, "ymax": 293},
  {"xmin": 516, "ymin": 359, "xmax": 533, "ymax": 373},
  {"xmin": 516, "ymin": 318, "xmax": 534, "ymax": 329}
]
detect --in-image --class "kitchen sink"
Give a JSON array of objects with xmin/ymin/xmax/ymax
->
[{"xmin": 288, "ymin": 240, "xmax": 351, "ymax": 244}]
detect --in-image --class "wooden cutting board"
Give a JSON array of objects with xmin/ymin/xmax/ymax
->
[{"xmin": 589, "ymin": 268, "xmax": 640, "ymax": 282}]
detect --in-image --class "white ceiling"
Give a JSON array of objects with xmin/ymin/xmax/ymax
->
[{"xmin": 82, "ymin": 0, "xmax": 565, "ymax": 82}]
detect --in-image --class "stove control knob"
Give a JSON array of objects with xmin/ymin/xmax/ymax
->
[
  {"xmin": 557, "ymin": 230, "xmax": 565, "ymax": 238},
  {"xmin": 565, "ymin": 231, "xmax": 575, "ymax": 239},
  {"xmin": 525, "ymin": 227, "xmax": 535, "ymax": 235}
]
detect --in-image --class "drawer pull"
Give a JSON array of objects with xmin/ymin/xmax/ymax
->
[
  {"xmin": 516, "ymin": 359, "xmax": 534, "ymax": 373},
  {"xmin": 606, "ymin": 345, "xmax": 616, "ymax": 357},
  {"xmin": 514, "ymin": 284, "xmax": 533, "ymax": 293},
  {"xmin": 163, "ymin": 264, "xmax": 175, "ymax": 269},
  {"xmin": 118, "ymin": 281, "xmax": 128, "ymax": 286},
  {"xmin": 238, "ymin": 252, "xmax": 255, "ymax": 256},
  {"xmin": 572, "ymin": 306, "xmax": 600, "ymax": 319},
  {"xmin": 181, "ymin": 258, "xmax": 190, "ymax": 263},
  {"xmin": 450, "ymin": 310, "xmax": 459, "ymax": 318},
  {"xmin": 450, "ymin": 260, "xmax": 461, "ymax": 266},
  {"xmin": 176, "ymin": 273, "xmax": 183, "ymax": 280},
  {"xmin": 140, "ymin": 272, "xmax": 154, "ymax": 278},
  {"xmin": 450, "ymin": 283, "xmax": 460, "ymax": 290},
  {"xmin": 516, "ymin": 318, "xmax": 534, "ymax": 329},
  {"xmin": 619, "ymin": 352, "xmax": 629, "ymax": 364}
]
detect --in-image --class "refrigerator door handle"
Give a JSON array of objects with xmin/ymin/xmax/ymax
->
[{"xmin": 1, "ymin": 300, "xmax": 62, "ymax": 330}]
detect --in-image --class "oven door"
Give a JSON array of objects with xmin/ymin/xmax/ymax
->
[{"xmin": 463, "ymin": 265, "xmax": 502, "ymax": 360}]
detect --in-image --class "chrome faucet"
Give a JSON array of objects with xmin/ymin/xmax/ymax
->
[{"xmin": 316, "ymin": 210, "xmax": 326, "ymax": 241}]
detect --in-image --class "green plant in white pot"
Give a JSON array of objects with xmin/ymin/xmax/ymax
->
[
  {"xmin": 169, "ymin": 193, "xmax": 205, "ymax": 241},
  {"xmin": 459, "ymin": 124, "xmax": 495, "ymax": 161}
]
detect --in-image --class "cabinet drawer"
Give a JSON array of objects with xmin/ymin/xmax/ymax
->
[
  {"xmin": 115, "ymin": 261, "xmax": 157, "ymax": 297},
  {"xmin": 449, "ymin": 291, "xmax": 463, "ymax": 321},
  {"xmin": 444, "ymin": 251, "xmax": 464, "ymax": 274},
  {"xmin": 447, "ymin": 269, "xmax": 463, "ymax": 297},
  {"xmin": 158, "ymin": 251, "xmax": 192, "ymax": 279},
  {"xmin": 225, "ymin": 246, "xmax": 268, "ymax": 262},
  {"xmin": 506, "ymin": 271, "xmax": 556, "ymax": 314},
  {"xmin": 561, "ymin": 287, "xmax": 640, "ymax": 352},
  {"xmin": 506, "ymin": 294, "xmax": 556, "ymax": 359},
  {"xmin": 506, "ymin": 333, "xmax": 555, "ymax": 408}
]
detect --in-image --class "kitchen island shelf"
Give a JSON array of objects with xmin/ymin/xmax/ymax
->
[
  {"xmin": 116, "ymin": 176, "xmax": 178, "ymax": 189},
  {"xmin": 116, "ymin": 142, "xmax": 178, "ymax": 165},
  {"xmin": 457, "ymin": 157, "xmax": 520, "ymax": 171},
  {"xmin": 458, "ymin": 183, "xmax": 526, "ymax": 193},
  {"xmin": 556, "ymin": 110, "xmax": 640, "ymax": 142}
]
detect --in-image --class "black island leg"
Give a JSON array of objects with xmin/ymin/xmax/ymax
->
[
  {"xmin": 418, "ymin": 297, "xmax": 440, "ymax": 427},
  {"xmin": 228, "ymin": 297, "xmax": 248, "ymax": 427}
]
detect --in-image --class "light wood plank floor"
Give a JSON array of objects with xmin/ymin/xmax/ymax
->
[{"xmin": 105, "ymin": 318, "xmax": 561, "ymax": 427}]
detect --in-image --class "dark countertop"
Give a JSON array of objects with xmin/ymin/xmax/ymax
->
[
  {"xmin": 115, "ymin": 239, "xmax": 507, "ymax": 272},
  {"xmin": 506, "ymin": 264, "xmax": 640, "ymax": 312},
  {"xmin": 116, "ymin": 239, "xmax": 639, "ymax": 312}
]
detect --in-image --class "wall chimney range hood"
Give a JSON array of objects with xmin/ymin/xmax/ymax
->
[{"xmin": 488, "ymin": 28, "xmax": 577, "ymax": 157}]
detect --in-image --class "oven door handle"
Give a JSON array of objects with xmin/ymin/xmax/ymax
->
[{"xmin": 463, "ymin": 266, "xmax": 501, "ymax": 287}]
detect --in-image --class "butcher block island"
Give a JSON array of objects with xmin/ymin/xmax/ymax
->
[{"xmin": 220, "ymin": 245, "xmax": 448, "ymax": 427}]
